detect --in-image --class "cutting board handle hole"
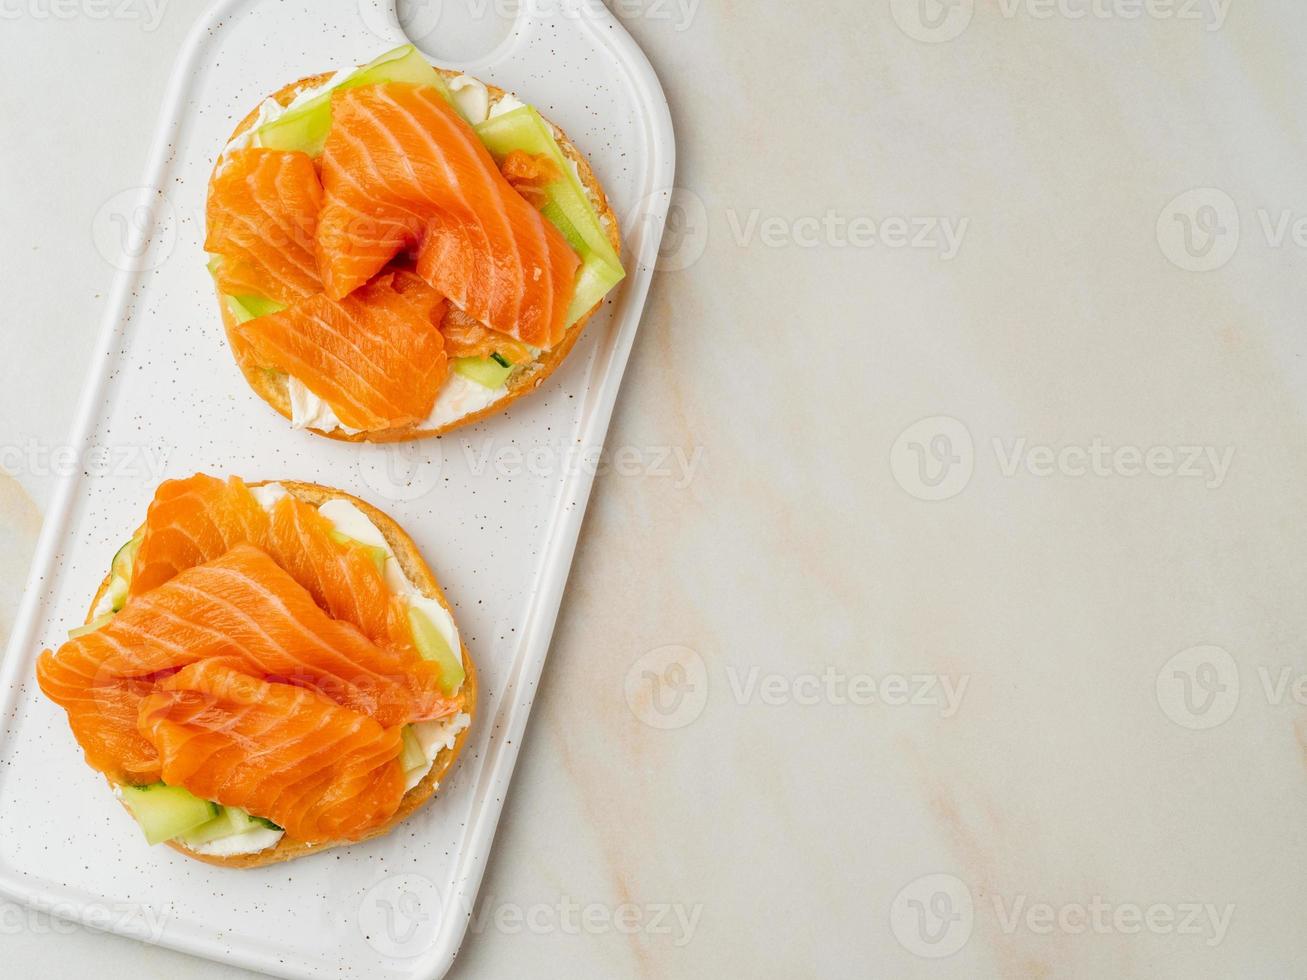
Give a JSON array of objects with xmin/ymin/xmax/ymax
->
[{"xmin": 398, "ymin": 0, "xmax": 522, "ymax": 66}]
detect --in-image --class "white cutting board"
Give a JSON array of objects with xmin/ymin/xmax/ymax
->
[{"xmin": 0, "ymin": 1, "xmax": 674, "ymax": 977}]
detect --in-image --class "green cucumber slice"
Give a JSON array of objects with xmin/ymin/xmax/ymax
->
[
  {"xmin": 225, "ymin": 294, "xmax": 287, "ymax": 325},
  {"xmin": 177, "ymin": 805, "xmax": 259, "ymax": 846},
  {"xmin": 452, "ymin": 355, "xmax": 514, "ymax": 389},
  {"xmin": 105, "ymin": 577, "xmax": 129, "ymax": 614},
  {"xmin": 474, "ymin": 105, "xmax": 625, "ymax": 278},
  {"xmin": 208, "ymin": 259, "xmax": 287, "ymax": 324},
  {"xmin": 111, "ymin": 535, "xmax": 142, "ymax": 583},
  {"xmin": 257, "ymin": 45, "xmax": 453, "ymax": 157},
  {"xmin": 565, "ymin": 251, "xmax": 627, "ymax": 327},
  {"xmin": 119, "ymin": 783, "xmax": 219, "ymax": 846},
  {"xmin": 400, "ymin": 726, "xmax": 427, "ymax": 773},
  {"xmin": 408, "ymin": 604, "xmax": 465, "ymax": 695},
  {"xmin": 328, "ymin": 529, "xmax": 389, "ymax": 573},
  {"xmin": 68, "ymin": 613, "xmax": 114, "ymax": 639}
]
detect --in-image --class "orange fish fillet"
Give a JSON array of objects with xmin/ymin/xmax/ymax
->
[
  {"xmin": 316, "ymin": 83, "xmax": 580, "ymax": 349},
  {"xmin": 37, "ymin": 545, "xmax": 456, "ymax": 785},
  {"xmin": 205, "ymin": 148, "xmax": 324, "ymax": 306},
  {"xmin": 139, "ymin": 658, "xmax": 406, "ymax": 842},
  {"xmin": 129, "ymin": 474, "xmax": 271, "ymax": 598},
  {"xmin": 440, "ymin": 307, "xmax": 532, "ymax": 363},
  {"xmin": 264, "ymin": 493, "xmax": 412, "ymax": 652},
  {"xmin": 499, "ymin": 149, "xmax": 563, "ymax": 209},
  {"xmin": 237, "ymin": 270, "xmax": 449, "ymax": 432}
]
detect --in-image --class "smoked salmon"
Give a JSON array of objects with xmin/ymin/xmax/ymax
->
[
  {"xmin": 129, "ymin": 473, "xmax": 271, "ymax": 598},
  {"xmin": 140, "ymin": 658, "xmax": 407, "ymax": 842},
  {"xmin": 205, "ymin": 50, "xmax": 627, "ymax": 440},
  {"xmin": 37, "ymin": 544, "xmax": 454, "ymax": 784},
  {"xmin": 205, "ymin": 148, "xmax": 324, "ymax": 305},
  {"xmin": 236, "ymin": 270, "xmax": 449, "ymax": 433},
  {"xmin": 36, "ymin": 476, "xmax": 472, "ymax": 853},
  {"xmin": 317, "ymin": 83, "xmax": 581, "ymax": 349}
]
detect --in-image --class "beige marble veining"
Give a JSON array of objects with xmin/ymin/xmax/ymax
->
[{"xmin": 4, "ymin": 2, "xmax": 1307, "ymax": 978}]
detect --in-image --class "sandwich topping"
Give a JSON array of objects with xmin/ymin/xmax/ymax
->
[
  {"xmin": 36, "ymin": 475, "xmax": 471, "ymax": 856},
  {"xmin": 205, "ymin": 45, "xmax": 625, "ymax": 437}
]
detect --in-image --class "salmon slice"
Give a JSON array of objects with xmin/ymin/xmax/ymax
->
[
  {"xmin": 205, "ymin": 148, "xmax": 325, "ymax": 306},
  {"xmin": 264, "ymin": 493, "xmax": 412, "ymax": 651},
  {"xmin": 37, "ymin": 545, "xmax": 456, "ymax": 788},
  {"xmin": 499, "ymin": 150, "xmax": 563, "ymax": 209},
  {"xmin": 237, "ymin": 270, "xmax": 449, "ymax": 432},
  {"xmin": 139, "ymin": 659, "xmax": 406, "ymax": 842},
  {"xmin": 317, "ymin": 83, "xmax": 581, "ymax": 349},
  {"xmin": 129, "ymin": 474, "xmax": 271, "ymax": 599},
  {"xmin": 104, "ymin": 545, "xmax": 452, "ymax": 725},
  {"xmin": 35, "ymin": 641, "xmax": 163, "ymax": 785},
  {"xmin": 440, "ymin": 306, "xmax": 532, "ymax": 363}
]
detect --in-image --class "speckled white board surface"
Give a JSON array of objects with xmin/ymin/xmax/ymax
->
[{"xmin": 0, "ymin": 1, "xmax": 674, "ymax": 977}]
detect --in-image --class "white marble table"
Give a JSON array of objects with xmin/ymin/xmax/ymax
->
[{"xmin": 3, "ymin": 2, "xmax": 1306, "ymax": 976}]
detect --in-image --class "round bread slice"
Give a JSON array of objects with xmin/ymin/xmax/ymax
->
[
  {"xmin": 213, "ymin": 66, "xmax": 623, "ymax": 443},
  {"xmin": 82, "ymin": 480, "xmax": 477, "ymax": 868}
]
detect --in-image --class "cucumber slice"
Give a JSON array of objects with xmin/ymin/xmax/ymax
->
[
  {"xmin": 474, "ymin": 105, "xmax": 625, "ymax": 279},
  {"xmin": 400, "ymin": 726, "xmax": 427, "ymax": 773},
  {"xmin": 257, "ymin": 45, "xmax": 453, "ymax": 157},
  {"xmin": 407, "ymin": 604, "xmax": 465, "ymax": 695},
  {"xmin": 102, "ymin": 535, "xmax": 143, "ymax": 612},
  {"xmin": 225, "ymin": 294, "xmax": 287, "ymax": 325},
  {"xmin": 565, "ymin": 251, "xmax": 627, "ymax": 327},
  {"xmin": 452, "ymin": 355, "xmax": 514, "ymax": 389},
  {"xmin": 68, "ymin": 613, "xmax": 114, "ymax": 639},
  {"xmin": 105, "ymin": 577, "xmax": 129, "ymax": 614},
  {"xmin": 328, "ymin": 530, "xmax": 388, "ymax": 574},
  {"xmin": 119, "ymin": 783, "xmax": 219, "ymax": 846},
  {"xmin": 177, "ymin": 806, "xmax": 264, "ymax": 846},
  {"xmin": 111, "ymin": 535, "xmax": 142, "ymax": 582}
]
